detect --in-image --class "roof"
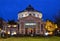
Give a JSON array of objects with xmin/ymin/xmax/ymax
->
[{"xmin": 18, "ymin": 5, "xmax": 42, "ymax": 13}]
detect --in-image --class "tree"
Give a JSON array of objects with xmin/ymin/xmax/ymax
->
[
  {"xmin": 0, "ymin": 17, "xmax": 7, "ymax": 38},
  {"xmin": 53, "ymin": 11, "xmax": 60, "ymax": 36},
  {"xmin": 45, "ymin": 20, "xmax": 57, "ymax": 32},
  {"xmin": 54, "ymin": 11, "xmax": 60, "ymax": 28},
  {"xmin": 8, "ymin": 20, "xmax": 17, "ymax": 25},
  {"xmin": 0, "ymin": 17, "xmax": 4, "ymax": 29}
]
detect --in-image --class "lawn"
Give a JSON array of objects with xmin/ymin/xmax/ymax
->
[{"xmin": 0, "ymin": 36, "xmax": 60, "ymax": 41}]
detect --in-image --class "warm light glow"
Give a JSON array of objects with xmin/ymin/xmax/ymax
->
[
  {"xmin": 49, "ymin": 32, "xmax": 53, "ymax": 35},
  {"xmin": 45, "ymin": 20, "xmax": 58, "ymax": 32},
  {"xmin": 39, "ymin": 13, "xmax": 42, "ymax": 18},
  {"xmin": 25, "ymin": 23, "xmax": 36, "ymax": 25},
  {"xmin": 14, "ymin": 32, "xmax": 16, "ymax": 34},
  {"xmin": 11, "ymin": 32, "xmax": 16, "ymax": 35},
  {"xmin": 0, "ymin": 28, "xmax": 1, "ymax": 30},
  {"xmin": 28, "ymin": 28, "xmax": 33, "ymax": 32},
  {"xmin": 13, "ymin": 25, "xmax": 17, "ymax": 27},
  {"xmin": 55, "ymin": 24, "xmax": 58, "ymax": 28},
  {"xmin": 45, "ymin": 32, "xmax": 49, "ymax": 36},
  {"xmin": 8, "ymin": 25, "xmax": 11, "ymax": 27},
  {"xmin": 8, "ymin": 31, "xmax": 10, "ymax": 34}
]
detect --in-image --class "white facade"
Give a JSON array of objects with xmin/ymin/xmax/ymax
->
[{"xmin": 18, "ymin": 11, "xmax": 42, "ymax": 19}]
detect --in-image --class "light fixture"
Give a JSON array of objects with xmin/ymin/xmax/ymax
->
[
  {"xmin": 8, "ymin": 25, "xmax": 11, "ymax": 27},
  {"xmin": 8, "ymin": 31, "xmax": 10, "ymax": 34},
  {"xmin": 14, "ymin": 32, "xmax": 16, "ymax": 34},
  {"xmin": 13, "ymin": 25, "xmax": 17, "ymax": 27},
  {"xmin": 45, "ymin": 32, "xmax": 49, "ymax": 36}
]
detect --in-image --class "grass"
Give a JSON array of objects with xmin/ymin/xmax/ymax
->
[{"xmin": 0, "ymin": 36, "xmax": 60, "ymax": 41}]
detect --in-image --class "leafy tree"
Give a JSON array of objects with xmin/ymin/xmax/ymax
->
[{"xmin": 45, "ymin": 20, "xmax": 57, "ymax": 32}]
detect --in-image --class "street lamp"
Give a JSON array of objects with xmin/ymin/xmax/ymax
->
[{"xmin": 45, "ymin": 32, "xmax": 49, "ymax": 36}]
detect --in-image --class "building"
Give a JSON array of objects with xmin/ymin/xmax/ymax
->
[
  {"xmin": 18, "ymin": 5, "xmax": 46, "ymax": 36},
  {"xmin": 0, "ymin": 18, "xmax": 7, "ymax": 37},
  {"xmin": 7, "ymin": 20, "xmax": 18, "ymax": 36},
  {"xmin": 0, "ymin": 18, "xmax": 7, "ymax": 31},
  {"xmin": 0, "ymin": 5, "xmax": 58, "ymax": 37}
]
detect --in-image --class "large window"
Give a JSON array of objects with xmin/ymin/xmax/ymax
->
[
  {"xmin": 25, "ymin": 23, "xmax": 36, "ymax": 28},
  {"xmin": 25, "ymin": 23, "xmax": 36, "ymax": 25}
]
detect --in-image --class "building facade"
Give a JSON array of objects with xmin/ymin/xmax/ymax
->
[
  {"xmin": 7, "ymin": 20, "xmax": 18, "ymax": 36},
  {"xmin": 0, "ymin": 5, "xmax": 58, "ymax": 37},
  {"xmin": 18, "ymin": 5, "xmax": 46, "ymax": 36}
]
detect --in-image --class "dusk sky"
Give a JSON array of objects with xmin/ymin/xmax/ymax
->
[{"xmin": 0, "ymin": 0, "xmax": 60, "ymax": 21}]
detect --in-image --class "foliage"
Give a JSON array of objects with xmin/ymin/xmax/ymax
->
[
  {"xmin": 45, "ymin": 20, "xmax": 57, "ymax": 32},
  {"xmin": 8, "ymin": 20, "xmax": 17, "ymax": 25}
]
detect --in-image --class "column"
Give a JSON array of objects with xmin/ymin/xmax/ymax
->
[
  {"xmin": 27, "ymin": 28, "xmax": 29, "ymax": 35},
  {"xmin": 43, "ymin": 24, "xmax": 46, "ymax": 34},
  {"xmin": 19, "ymin": 23, "xmax": 21, "ymax": 34},
  {"xmin": 40, "ymin": 24, "xmax": 41, "ymax": 34},
  {"xmin": 35, "ymin": 24, "xmax": 38, "ymax": 34},
  {"xmin": 23, "ymin": 27, "xmax": 25, "ymax": 34}
]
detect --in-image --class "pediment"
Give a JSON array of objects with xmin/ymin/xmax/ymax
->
[{"xmin": 20, "ymin": 15, "xmax": 42, "ymax": 22}]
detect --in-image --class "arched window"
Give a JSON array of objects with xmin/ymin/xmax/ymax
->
[
  {"xmin": 29, "ymin": 14, "xmax": 31, "ymax": 16},
  {"xmin": 22, "ymin": 14, "xmax": 23, "ymax": 17},
  {"xmin": 33, "ymin": 14, "xmax": 35, "ymax": 16}
]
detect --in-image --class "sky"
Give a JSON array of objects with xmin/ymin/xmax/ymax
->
[{"xmin": 0, "ymin": 0, "xmax": 60, "ymax": 21}]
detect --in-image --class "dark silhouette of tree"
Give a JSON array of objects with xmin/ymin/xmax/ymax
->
[
  {"xmin": 0, "ymin": 17, "xmax": 4, "ymax": 29},
  {"xmin": 54, "ymin": 11, "xmax": 60, "ymax": 28},
  {"xmin": 8, "ymin": 20, "xmax": 17, "ymax": 25}
]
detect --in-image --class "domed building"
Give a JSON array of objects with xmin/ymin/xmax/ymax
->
[{"xmin": 18, "ymin": 5, "xmax": 46, "ymax": 36}]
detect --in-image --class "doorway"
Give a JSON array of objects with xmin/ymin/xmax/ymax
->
[{"xmin": 25, "ymin": 27, "xmax": 35, "ymax": 35}]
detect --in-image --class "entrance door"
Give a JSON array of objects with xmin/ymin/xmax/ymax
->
[
  {"xmin": 25, "ymin": 27, "xmax": 35, "ymax": 36},
  {"xmin": 25, "ymin": 28, "xmax": 28, "ymax": 35},
  {"xmin": 28, "ymin": 28, "xmax": 33, "ymax": 34}
]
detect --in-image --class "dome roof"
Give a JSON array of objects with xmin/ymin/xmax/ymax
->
[{"xmin": 18, "ymin": 5, "xmax": 42, "ymax": 13}]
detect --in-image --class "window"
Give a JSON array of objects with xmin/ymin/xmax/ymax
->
[
  {"xmin": 37, "ymin": 14, "xmax": 39, "ymax": 17},
  {"xmin": 25, "ymin": 23, "xmax": 36, "ymax": 25},
  {"xmin": 25, "ymin": 14, "xmax": 27, "ymax": 15},
  {"xmin": 8, "ymin": 25, "xmax": 11, "ymax": 27},
  {"xmin": 29, "ymin": 14, "xmax": 31, "ymax": 16},
  {"xmin": 8, "ymin": 31, "xmax": 10, "ymax": 34},
  {"xmin": 13, "ymin": 32, "xmax": 16, "ymax": 34},
  {"xmin": 13, "ymin": 25, "xmax": 17, "ymax": 27},
  {"xmin": 22, "ymin": 14, "xmax": 23, "ymax": 17},
  {"xmin": 33, "ymin": 14, "xmax": 35, "ymax": 16}
]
